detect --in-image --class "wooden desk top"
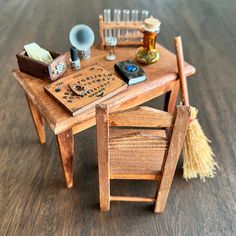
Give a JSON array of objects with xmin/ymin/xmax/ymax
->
[{"xmin": 13, "ymin": 45, "xmax": 196, "ymax": 135}]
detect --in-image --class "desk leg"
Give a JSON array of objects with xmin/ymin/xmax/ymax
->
[
  {"xmin": 163, "ymin": 81, "xmax": 180, "ymax": 114},
  {"xmin": 25, "ymin": 94, "xmax": 46, "ymax": 144},
  {"xmin": 56, "ymin": 129, "xmax": 74, "ymax": 188}
]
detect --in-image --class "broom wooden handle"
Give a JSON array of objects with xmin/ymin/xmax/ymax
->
[{"xmin": 174, "ymin": 36, "xmax": 190, "ymax": 106}]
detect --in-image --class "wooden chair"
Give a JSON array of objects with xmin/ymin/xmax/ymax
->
[{"xmin": 96, "ymin": 104, "xmax": 190, "ymax": 213}]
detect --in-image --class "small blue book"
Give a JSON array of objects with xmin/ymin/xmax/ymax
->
[{"xmin": 114, "ymin": 60, "xmax": 146, "ymax": 85}]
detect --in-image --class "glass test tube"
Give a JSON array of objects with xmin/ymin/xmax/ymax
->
[
  {"xmin": 104, "ymin": 9, "xmax": 112, "ymax": 39},
  {"xmin": 141, "ymin": 10, "xmax": 149, "ymax": 21},
  {"xmin": 114, "ymin": 9, "xmax": 121, "ymax": 39},
  {"xmin": 122, "ymin": 9, "xmax": 130, "ymax": 41},
  {"xmin": 131, "ymin": 9, "xmax": 139, "ymax": 38},
  {"xmin": 131, "ymin": 9, "xmax": 139, "ymax": 21}
]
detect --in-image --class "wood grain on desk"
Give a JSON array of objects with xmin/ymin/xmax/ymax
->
[{"xmin": 13, "ymin": 45, "xmax": 195, "ymax": 135}]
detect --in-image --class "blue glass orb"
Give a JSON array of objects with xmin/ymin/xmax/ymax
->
[{"xmin": 125, "ymin": 64, "xmax": 137, "ymax": 72}]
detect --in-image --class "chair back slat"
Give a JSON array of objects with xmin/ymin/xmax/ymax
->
[{"xmin": 109, "ymin": 106, "xmax": 174, "ymax": 128}]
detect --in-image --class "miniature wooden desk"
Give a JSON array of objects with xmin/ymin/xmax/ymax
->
[{"xmin": 12, "ymin": 45, "xmax": 195, "ymax": 188}]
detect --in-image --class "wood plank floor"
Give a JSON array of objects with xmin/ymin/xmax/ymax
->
[{"xmin": 0, "ymin": 0, "xmax": 235, "ymax": 235}]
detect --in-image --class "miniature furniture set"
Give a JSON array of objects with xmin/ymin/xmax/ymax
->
[
  {"xmin": 12, "ymin": 12, "xmax": 196, "ymax": 212},
  {"xmin": 13, "ymin": 46, "xmax": 195, "ymax": 188}
]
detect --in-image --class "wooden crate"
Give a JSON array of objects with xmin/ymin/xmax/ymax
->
[{"xmin": 16, "ymin": 50, "xmax": 67, "ymax": 82}]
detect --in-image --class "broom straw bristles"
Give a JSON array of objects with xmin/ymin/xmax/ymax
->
[{"xmin": 183, "ymin": 106, "xmax": 218, "ymax": 181}]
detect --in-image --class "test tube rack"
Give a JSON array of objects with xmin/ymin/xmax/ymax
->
[{"xmin": 99, "ymin": 9, "xmax": 149, "ymax": 48}]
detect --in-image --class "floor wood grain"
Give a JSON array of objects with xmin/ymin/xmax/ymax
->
[{"xmin": 0, "ymin": 0, "xmax": 235, "ymax": 235}]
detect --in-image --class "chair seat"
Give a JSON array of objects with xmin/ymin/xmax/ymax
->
[{"xmin": 109, "ymin": 128, "xmax": 168, "ymax": 175}]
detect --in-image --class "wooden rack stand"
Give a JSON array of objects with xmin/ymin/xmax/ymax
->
[{"xmin": 99, "ymin": 15, "xmax": 144, "ymax": 48}]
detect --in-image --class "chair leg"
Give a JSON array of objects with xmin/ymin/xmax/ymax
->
[
  {"xmin": 154, "ymin": 106, "xmax": 189, "ymax": 213},
  {"xmin": 154, "ymin": 179, "xmax": 173, "ymax": 213},
  {"xmin": 97, "ymin": 137, "xmax": 110, "ymax": 210},
  {"xmin": 98, "ymin": 167, "xmax": 110, "ymax": 211}
]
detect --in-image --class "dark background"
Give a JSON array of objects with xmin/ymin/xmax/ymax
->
[{"xmin": 0, "ymin": 0, "xmax": 235, "ymax": 235}]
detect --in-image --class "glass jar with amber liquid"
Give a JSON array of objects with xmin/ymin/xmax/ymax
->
[{"xmin": 136, "ymin": 17, "xmax": 161, "ymax": 64}]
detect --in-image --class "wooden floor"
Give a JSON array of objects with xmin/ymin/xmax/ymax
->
[{"xmin": 0, "ymin": 0, "xmax": 236, "ymax": 235}]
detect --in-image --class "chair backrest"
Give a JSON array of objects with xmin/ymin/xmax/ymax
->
[
  {"xmin": 95, "ymin": 104, "xmax": 190, "ymax": 212},
  {"xmin": 96, "ymin": 104, "xmax": 189, "ymax": 155},
  {"xmin": 109, "ymin": 106, "xmax": 174, "ymax": 128}
]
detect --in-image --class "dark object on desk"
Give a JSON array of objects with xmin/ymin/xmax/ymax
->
[
  {"xmin": 16, "ymin": 49, "xmax": 67, "ymax": 82},
  {"xmin": 70, "ymin": 46, "xmax": 78, "ymax": 61},
  {"xmin": 70, "ymin": 46, "xmax": 80, "ymax": 70},
  {"xmin": 44, "ymin": 65, "xmax": 127, "ymax": 116},
  {"xmin": 114, "ymin": 60, "xmax": 146, "ymax": 85}
]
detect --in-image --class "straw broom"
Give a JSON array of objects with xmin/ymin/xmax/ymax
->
[{"xmin": 174, "ymin": 36, "xmax": 218, "ymax": 181}]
